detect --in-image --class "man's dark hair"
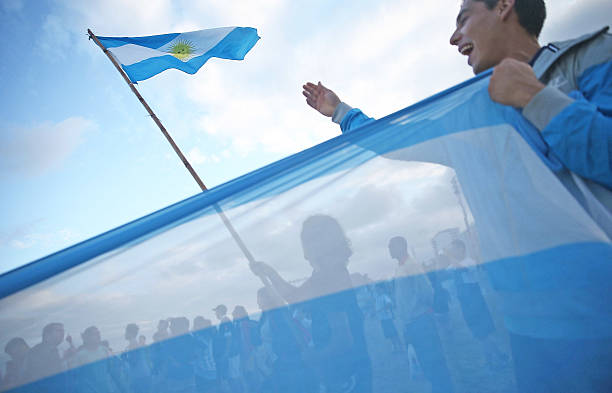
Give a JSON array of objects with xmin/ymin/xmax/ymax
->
[
  {"xmin": 477, "ymin": 0, "xmax": 546, "ymax": 38},
  {"xmin": 125, "ymin": 323, "xmax": 139, "ymax": 339},
  {"xmin": 42, "ymin": 322, "xmax": 62, "ymax": 340}
]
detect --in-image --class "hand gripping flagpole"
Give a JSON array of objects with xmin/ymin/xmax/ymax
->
[{"xmin": 87, "ymin": 29, "xmax": 261, "ymax": 272}]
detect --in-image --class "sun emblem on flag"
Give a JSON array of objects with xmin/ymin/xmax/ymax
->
[{"xmin": 167, "ymin": 40, "xmax": 196, "ymax": 61}]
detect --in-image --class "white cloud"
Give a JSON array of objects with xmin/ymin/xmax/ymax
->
[
  {"xmin": 35, "ymin": 0, "xmax": 178, "ymax": 63},
  {"xmin": 0, "ymin": 117, "xmax": 96, "ymax": 176},
  {"xmin": 7, "ymin": 228, "xmax": 80, "ymax": 250},
  {"xmin": 185, "ymin": 147, "xmax": 209, "ymax": 165},
  {"xmin": 180, "ymin": 0, "xmax": 285, "ymax": 28},
  {"xmin": 38, "ymin": 14, "xmax": 73, "ymax": 60},
  {"xmin": 540, "ymin": 0, "xmax": 612, "ymax": 43},
  {"xmin": 62, "ymin": 0, "xmax": 176, "ymax": 35},
  {"xmin": 0, "ymin": 219, "xmax": 42, "ymax": 248}
]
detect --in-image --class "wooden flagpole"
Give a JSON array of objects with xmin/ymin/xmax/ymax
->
[{"xmin": 87, "ymin": 29, "xmax": 258, "ymax": 266}]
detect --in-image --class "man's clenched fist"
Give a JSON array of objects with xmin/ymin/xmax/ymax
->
[{"xmin": 489, "ymin": 58, "xmax": 546, "ymax": 108}]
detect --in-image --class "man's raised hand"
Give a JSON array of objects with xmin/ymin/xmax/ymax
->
[
  {"xmin": 249, "ymin": 261, "xmax": 274, "ymax": 278},
  {"xmin": 302, "ymin": 81, "xmax": 341, "ymax": 117}
]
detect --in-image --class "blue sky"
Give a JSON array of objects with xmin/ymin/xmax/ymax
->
[{"xmin": 1, "ymin": 0, "xmax": 610, "ymax": 274}]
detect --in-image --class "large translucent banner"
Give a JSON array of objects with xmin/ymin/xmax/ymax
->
[{"xmin": 1, "ymin": 74, "xmax": 611, "ymax": 393}]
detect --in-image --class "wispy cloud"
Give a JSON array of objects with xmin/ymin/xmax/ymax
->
[
  {"xmin": 9, "ymin": 229, "xmax": 79, "ymax": 249},
  {"xmin": 0, "ymin": 117, "xmax": 96, "ymax": 176},
  {"xmin": 0, "ymin": 218, "xmax": 80, "ymax": 251},
  {"xmin": 0, "ymin": 219, "xmax": 44, "ymax": 248},
  {"xmin": 540, "ymin": 0, "xmax": 612, "ymax": 42},
  {"xmin": 185, "ymin": 147, "xmax": 220, "ymax": 165},
  {"xmin": 38, "ymin": 14, "xmax": 74, "ymax": 61}
]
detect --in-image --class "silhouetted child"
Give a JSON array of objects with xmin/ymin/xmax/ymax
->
[{"xmin": 2, "ymin": 337, "xmax": 29, "ymax": 390}]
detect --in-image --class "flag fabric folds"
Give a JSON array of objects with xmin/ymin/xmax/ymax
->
[
  {"xmin": 97, "ymin": 27, "xmax": 260, "ymax": 82},
  {"xmin": 1, "ymin": 72, "xmax": 611, "ymax": 392}
]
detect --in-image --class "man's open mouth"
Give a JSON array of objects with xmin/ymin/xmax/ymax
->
[{"xmin": 459, "ymin": 43, "xmax": 474, "ymax": 56}]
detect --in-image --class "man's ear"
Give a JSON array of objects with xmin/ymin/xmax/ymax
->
[{"xmin": 497, "ymin": 0, "xmax": 515, "ymax": 21}]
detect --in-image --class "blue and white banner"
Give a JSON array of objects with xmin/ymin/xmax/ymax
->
[
  {"xmin": 97, "ymin": 27, "xmax": 260, "ymax": 82},
  {"xmin": 1, "ymin": 72, "xmax": 611, "ymax": 392}
]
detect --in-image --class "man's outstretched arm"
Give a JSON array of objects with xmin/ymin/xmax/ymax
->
[{"xmin": 302, "ymin": 81, "xmax": 376, "ymax": 133}]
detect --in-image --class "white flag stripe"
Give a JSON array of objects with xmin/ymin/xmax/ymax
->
[{"xmin": 109, "ymin": 44, "xmax": 167, "ymax": 66}]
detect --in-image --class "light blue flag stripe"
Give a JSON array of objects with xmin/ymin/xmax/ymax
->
[{"xmin": 97, "ymin": 27, "xmax": 260, "ymax": 82}]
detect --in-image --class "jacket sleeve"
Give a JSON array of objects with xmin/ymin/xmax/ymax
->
[
  {"xmin": 331, "ymin": 102, "xmax": 377, "ymax": 134},
  {"xmin": 522, "ymin": 59, "xmax": 612, "ymax": 189}
]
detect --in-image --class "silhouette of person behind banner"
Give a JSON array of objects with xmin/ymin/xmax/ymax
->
[
  {"xmin": 251, "ymin": 214, "xmax": 372, "ymax": 392},
  {"xmin": 2, "ymin": 337, "xmax": 29, "ymax": 390},
  {"xmin": 122, "ymin": 323, "xmax": 151, "ymax": 393},
  {"xmin": 388, "ymin": 236, "xmax": 454, "ymax": 393},
  {"xmin": 23, "ymin": 322, "xmax": 65, "ymax": 390}
]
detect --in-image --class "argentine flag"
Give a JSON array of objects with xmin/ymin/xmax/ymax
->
[{"xmin": 97, "ymin": 27, "xmax": 260, "ymax": 82}]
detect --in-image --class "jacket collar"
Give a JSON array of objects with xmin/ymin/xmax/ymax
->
[{"xmin": 533, "ymin": 26, "xmax": 609, "ymax": 79}]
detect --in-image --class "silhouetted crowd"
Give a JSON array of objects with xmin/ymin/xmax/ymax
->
[{"xmin": 2, "ymin": 295, "xmax": 330, "ymax": 393}]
